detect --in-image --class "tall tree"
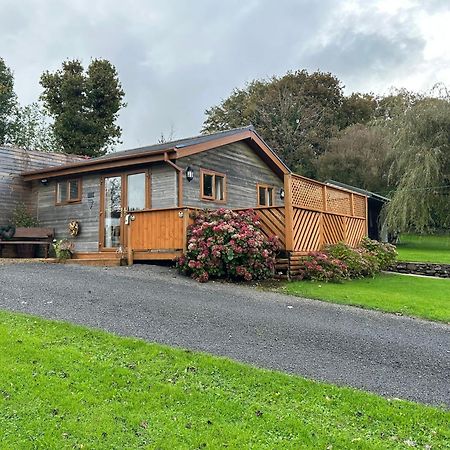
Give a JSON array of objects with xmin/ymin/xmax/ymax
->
[
  {"xmin": 0, "ymin": 57, "xmax": 17, "ymax": 144},
  {"xmin": 203, "ymin": 70, "xmax": 345, "ymax": 177},
  {"xmin": 40, "ymin": 59, "xmax": 125, "ymax": 157},
  {"xmin": 339, "ymin": 93, "xmax": 378, "ymax": 128},
  {"xmin": 316, "ymin": 124, "xmax": 391, "ymax": 194},
  {"xmin": 10, "ymin": 102, "xmax": 59, "ymax": 152},
  {"xmin": 384, "ymin": 95, "xmax": 450, "ymax": 232}
]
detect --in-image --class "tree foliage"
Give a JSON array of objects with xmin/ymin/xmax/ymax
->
[
  {"xmin": 384, "ymin": 95, "xmax": 450, "ymax": 233},
  {"xmin": 0, "ymin": 57, "xmax": 17, "ymax": 144},
  {"xmin": 40, "ymin": 59, "xmax": 125, "ymax": 157},
  {"xmin": 316, "ymin": 124, "xmax": 391, "ymax": 194},
  {"xmin": 10, "ymin": 102, "xmax": 59, "ymax": 152},
  {"xmin": 203, "ymin": 70, "xmax": 348, "ymax": 177}
]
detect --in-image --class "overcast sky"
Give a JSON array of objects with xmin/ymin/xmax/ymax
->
[{"xmin": 1, "ymin": 0, "xmax": 449, "ymax": 150}]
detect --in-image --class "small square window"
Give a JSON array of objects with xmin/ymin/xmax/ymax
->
[
  {"xmin": 56, "ymin": 179, "xmax": 81, "ymax": 205},
  {"xmin": 257, "ymin": 184, "xmax": 274, "ymax": 207},
  {"xmin": 201, "ymin": 169, "xmax": 226, "ymax": 202}
]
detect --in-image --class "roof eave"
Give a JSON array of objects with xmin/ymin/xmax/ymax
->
[{"xmin": 21, "ymin": 148, "xmax": 176, "ymax": 181}]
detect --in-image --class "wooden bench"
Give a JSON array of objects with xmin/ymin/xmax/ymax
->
[{"xmin": 0, "ymin": 227, "xmax": 54, "ymax": 258}]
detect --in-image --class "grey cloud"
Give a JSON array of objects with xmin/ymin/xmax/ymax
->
[{"xmin": 0, "ymin": 0, "xmax": 448, "ymax": 151}]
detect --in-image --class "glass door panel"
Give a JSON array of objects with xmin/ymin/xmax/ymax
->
[
  {"xmin": 103, "ymin": 176, "xmax": 122, "ymax": 248},
  {"xmin": 127, "ymin": 173, "xmax": 146, "ymax": 211}
]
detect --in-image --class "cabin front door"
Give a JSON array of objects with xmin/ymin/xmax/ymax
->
[{"xmin": 100, "ymin": 171, "xmax": 150, "ymax": 251}]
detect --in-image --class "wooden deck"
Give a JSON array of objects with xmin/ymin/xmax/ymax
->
[
  {"xmin": 64, "ymin": 173, "xmax": 368, "ymax": 270},
  {"xmin": 119, "ymin": 173, "xmax": 368, "ymax": 277}
]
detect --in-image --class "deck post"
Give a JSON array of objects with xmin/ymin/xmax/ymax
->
[
  {"xmin": 182, "ymin": 208, "xmax": 189, "ymax": 253},
  {"xmin": 284, "ymin": 173, "xmax": 294, "ymax": 252},
  {"xmin": 365, "ymin": 196, "xmax": 369, "ymax": 237},
  {"xmin": 127, "ymin": 222, "xmax": 134, "ymax": 265}
]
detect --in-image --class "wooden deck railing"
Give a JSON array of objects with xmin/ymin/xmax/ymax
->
[
  {"xmin": 279, "ymin": 173, "xmax": 368, "ymax": 252},
  {"xmin": 127, "ymin": 207, "xmax": 197, "ymax": 262}
]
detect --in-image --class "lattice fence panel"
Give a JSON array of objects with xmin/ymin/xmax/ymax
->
[
  {"xmin": 292, "ymin": 208, "xmax": 321, "ymax": 251},
  {"xmin": 290, "ymin": 176, "xmax": 324, "ymax": 211},
  {"xmin": 353, "ymin": 194, "xmax": 366, "ymax": 218},
  {"xmin": 345, "ymin": 217, "xmax": 366, "ymax": 247},
  {"xmin": 322, "ymin": 213, "xmax": 345, "ymax": 245},
  {"xmin": 326, "ymin": 187, "xmax": 351, "ymax": 215},
  {"xmin": 254, "ymin": 207, "xmax": 286, "ymax": 247}
]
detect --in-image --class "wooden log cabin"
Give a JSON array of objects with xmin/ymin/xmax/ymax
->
[{"xmin": 19, "ymin": 126, "xmax": 368, "ymax": 274}]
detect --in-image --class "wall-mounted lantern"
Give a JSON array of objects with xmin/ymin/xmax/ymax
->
[
  {"xmin": 279, "ymin": 188, "xmax": 285, "ymax": 200},
  {"xmin": 185, "ymin": 166, "xmax": 194, "ymax": 182}
]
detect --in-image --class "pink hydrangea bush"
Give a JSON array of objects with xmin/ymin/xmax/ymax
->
[
  {"xmin": 295, "ymin": 252, "xmax": 349, "ymax": 282},
  {"xmin": 296, "ymin": 240, "xmax": 397, "ymax": 282},
  {"xmin": 177, "ymin": 209, "xmax": 280, "ymax": 282}
]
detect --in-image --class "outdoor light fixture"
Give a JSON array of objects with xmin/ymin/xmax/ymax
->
[
  {"xmin": 185, "ymin": 166, "xmax": 194, "ymax": 182},
  {"xmin": 279, "ymin": 188, "xmax": 285, "ymax": 200},
  {"xmin": 41, "ymin": 179, "xmax": 48, "ymax": 185}
]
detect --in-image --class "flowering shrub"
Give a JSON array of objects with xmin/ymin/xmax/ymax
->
[
  {"xmin": 296, "ymin": 252, "xmax": 348, "ymax": 282},
  {"xmin": 361, "ymin": 237, "xmax": 397, "ymax": 269},
  {"xmin": 53, "ymin": 239, "xmax": 75, "ymax": 260},
  {"xmin": 177, "ymin": 209, "xmax": 280, "ymax": 282},
  {"xmin": 297, "ymin": 239, "xmax": 398, "ymax": 283},
  {"xmin": 326, "ymin": 242, "xmax": 379, "ymax": 278}
]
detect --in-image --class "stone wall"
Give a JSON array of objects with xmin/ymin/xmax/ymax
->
[{"xmin": 390, "ymin": 262, "xmax": 450, "ymax": 278}]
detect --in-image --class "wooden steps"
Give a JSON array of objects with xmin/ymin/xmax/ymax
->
[{"xmin": 65, "ymin": 257, "xmax": 124, "ymax": 267}]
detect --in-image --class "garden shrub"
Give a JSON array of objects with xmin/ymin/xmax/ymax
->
[
  {"xmin": 361, "ymin": 237, "xmax": 397, "ymax": 269},
  {"xmin": 326, "ymin": 242, "xmax": 380, "ymax": 278},
  {"xmin": 177, "ymin": 209, "xmax": 280, "ymax": 282},
  {"xmin": 298, "ymin": 239, "xmax": 398, "ymax": 283},
  {"xmin": 295, "ymin": 252, "xmax": 348, "ymax": 282},
  {"xmin": 52, "ymin": 239, "xmax": 74, "ymax": 260}
]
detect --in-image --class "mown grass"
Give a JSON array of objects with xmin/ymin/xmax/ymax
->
[
  {"xmin": 0, "ymin": 310, "xmax": 448, "ymax": 449},
  {"xmin": 283, "ymin": 273, "xmax": 450, "ymax": 322},
  {"xmin": 397, "ymin": 234, "xmax": 450, "ymax": 263}
]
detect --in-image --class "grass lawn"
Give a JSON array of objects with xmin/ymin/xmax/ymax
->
[
  {"xmin": 0, "ymin": 312, "xmax": 448, "ymax": 449},
  {"xmin": 283, "ymin": 273, "xmax": 450, "ymax": 323},
  {"xmin": 396, "ymin": 234, "xmax": 450, "ymax": 264}
]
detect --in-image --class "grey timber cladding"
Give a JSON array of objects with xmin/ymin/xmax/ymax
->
[
  {"xmin": 0, "ymin": 146, "xmax": 83, "ymax": 223},
  {"xmin": 31, "ymin": 174, "xmax": 100, "ymax": 253},
  {"xmin": 177, "ymin": 141, "xmax": 285, "ymax": 208},
  {"xmin": 151, "ymin": 163, "xmax": 177, "ymax": 208}
]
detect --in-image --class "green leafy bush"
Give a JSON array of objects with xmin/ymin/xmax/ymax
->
[
  {"xmin": 361, "ymin": 237, "xmax": 397, "ymax": 269},
  {"xmin": 53, "ymin": 239, "xmax": 74, "ymax": 260},
  {"xmin": 177, "ymin": 209, "xmax": 280, "ymax": 282},
  {"xmin": 326, "ymin": 242, "xmax": 379, "ymax": 278},
  {"xmin": 10, "ymin": 203, "xmax": 39, "ymax": 227}
]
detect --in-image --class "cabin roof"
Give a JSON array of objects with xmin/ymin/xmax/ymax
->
[
  {"xmin": 325, "ymin": 180, "xmax": 390, "ymax": 203},
  {"xmin": 22, "ymin": 126, "xmax": 290, "ymax": 181}
]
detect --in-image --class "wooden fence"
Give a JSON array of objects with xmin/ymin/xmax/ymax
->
[{"xmin": 254, "ymin": 174, "xmax": 367, "ymax": 253}]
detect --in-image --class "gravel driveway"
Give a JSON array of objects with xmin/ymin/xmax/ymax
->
[{"xmin": 0, "ymin": 262, "xmax": 449, "ymax": 407}]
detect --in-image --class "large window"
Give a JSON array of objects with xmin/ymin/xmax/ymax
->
[
  {"xmin": 200, "ymin": 169, "xmax": 226, "ymax": 202},
  {"xmin": 127, "ymin": 172, "xmax": 147, "ymax": 211},
  {"xmin": 257, "ymin": 184, "xmax": 274, "ymax": 206},
  {"xmin": 56, "ymin": 179, "xmax": 82, "ymax": 205}
]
